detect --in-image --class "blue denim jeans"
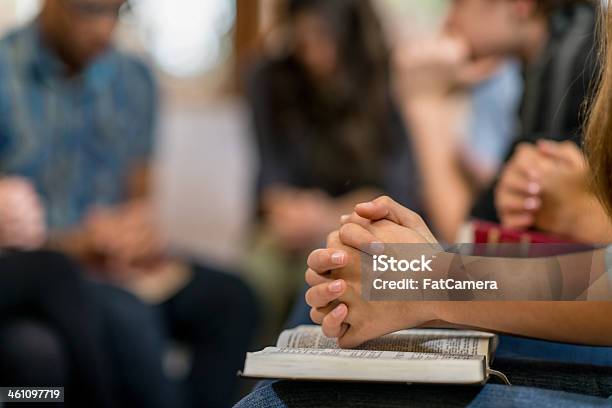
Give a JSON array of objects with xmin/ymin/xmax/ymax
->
[
  {"xmin": 235, "ymin": 381, "xmax": 612, "ymax": 408},
  {"xmin": 496, "ymin": 336, "xmax": 612, "ymax": 367}
]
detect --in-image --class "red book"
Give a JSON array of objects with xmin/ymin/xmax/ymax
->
[{"xmin": 469, "ymin": 220, "xmax": 590, "ymax": 257}]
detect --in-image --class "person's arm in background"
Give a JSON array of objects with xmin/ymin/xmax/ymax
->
[
  {"xmin": 394, "ymin": 37, "xmax": 501, "ymax": 242},
  {"xmin": 0, "ymin": 49, "xmax": 45, "ymax": 251},
  {"xmin": 304, "ymin": 196, "xmax": 612, "ymax": 348},
  {"xmin": 81, "ymin": 59, "xmax": 164, "ymax": 277},
  {"xmin": 48, "ymin": 60, "xmax": 164, "ymax": 278},
  {"xmin": 0, "ymin": 177, "xmax": 46, "ymax": 250},
  {"xmin": 402, "ymin": 95, "xmax": 473, "ymax": 243},
  {"xmin": 535, "ymin": 140, "xmax": 612, "ymax": 242}
]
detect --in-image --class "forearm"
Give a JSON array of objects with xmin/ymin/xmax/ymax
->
[
  {"xmin": 425, "ymin": 250, "xmax": 612, "ymax": 345},
  {"xmin": 404, "ymin": 100, "xmax": 473, "ymax": 242},
  {"xmin": 570, "ymin": 196, "xmax": 612, "ymax": 243},
  {"xmin": 432, "ymin": 301, "xmax": 612, "ymax": 346}
]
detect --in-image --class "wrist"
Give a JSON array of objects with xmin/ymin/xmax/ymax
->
[
  {"xmin": 419, "ymin": 301, "xmax": 444, "ymax": 323},
  {"xmin": 551, "ymin": 190, "xmax": 593, "ymax": 240},
  {"xmin": 418, "ymin": 251, "xmax": 465, "ymax": 323},
  {"xmin": 403, "ymin": 96, "xmax": 446, "ymax": 122},
  {"xmin": 573, "ymin": 194, "xmax": 612, "ymax": 242}
]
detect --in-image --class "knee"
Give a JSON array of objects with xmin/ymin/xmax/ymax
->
[
  {"xmin": 234, "ymin": 382, "xmax": 280, "ymax": 408},
  {"xmin": 91, "ymin": 284, "xmax": 162, "ymax": 338},
  {"xmin": 218, "ymin": 273, "xmax": 261, "ymax": 331},
  {"xmin": 1, "ymin": 251, "xmax": 82, "ymax": 287},
  {"xmin": 0, "ymin": 320, "xmax": 69, "ymax": 385},
  {"xmin": 17, "ymin": 250, "xmax": 80, "ymax": 276},
  {"xmin": 193, "ymin": 266, "xmax": 261, "ymax": 332}
]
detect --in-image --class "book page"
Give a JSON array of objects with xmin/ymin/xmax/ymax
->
[
  {"xmin": 277, "ymin": 326, "xmax": 491, "ymax": 357},
  {"xmin": 259, "ymin": 347, "xmax": 481, "ymax": 361}
]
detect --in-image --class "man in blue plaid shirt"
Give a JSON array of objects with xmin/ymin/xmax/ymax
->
[{"xmin": 0, "ymin": 2, "xmax": 258, "ymax": 407}]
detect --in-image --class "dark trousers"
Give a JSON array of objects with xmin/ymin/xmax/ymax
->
[
  {"xmin": 90, "ymin": 265, "xmax": 260, "ymax": 408},
  {"xmin": 0, "ymin": 251, "xmax": 117, "ymax": 408},
  {"xmin": 0, "ymin": 252, "xmax": 260, "ymax": 408},
  {"xmin": 159, "ymin": 265, "xmax": 260, "ymax": 408}
]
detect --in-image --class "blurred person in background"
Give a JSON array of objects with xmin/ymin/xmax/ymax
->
[
  {"xmin": 395, "ymin": 0, "xmax": 597, "ymax": 242},
  {"xmin": 245, "ymin": 0, "xmax": 423, "ymax": 336},
  {"xmin": 467, "ymin": 1, "xmax": 612, "ymax": 244},
  {"xmin": 0, "ymin": 0, "xmax": 259, "ymax": 407},
  {"xmin": 396, "ymin": 0, "xmax": 611, "ymax": 366},
  {"xmin": 0, "ymin": 177, "xmax": 117, "ymax": 408}
]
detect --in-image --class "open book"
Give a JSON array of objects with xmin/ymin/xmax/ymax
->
[{"xmin": 241, "ymin": 325, "xmax": 508, "ymax": 385}]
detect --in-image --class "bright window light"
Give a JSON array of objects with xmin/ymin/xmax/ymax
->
[
  {"xmin": 15, "ymin": 0, "xmax": 41, "ymax": 23},
  {"xmin": 132, "ymin": 0, "xmax": 236, "ymax": 78}
]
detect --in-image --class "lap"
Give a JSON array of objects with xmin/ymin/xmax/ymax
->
[
  {"xmin": 160, "ymin": 263, "xmax": 259, "ymax": 336},
  {"xmin": 235, "ymin": 381, "xmax": 611, "ymax": 408},
  {"xmin": 235, "ymin": 359, "xmax": 612, "ymax": 408},
  {"xmin": 496, "ymin": 335, "xmax": 612, "ymax": 367}
]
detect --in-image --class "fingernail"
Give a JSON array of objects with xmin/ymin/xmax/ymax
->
[
  {"xmin": 524, "ymin": 197, "xmax": 540, "ymax": 210},
  {"xmin": 369, "ymin": 241, "xmax": 385, "ymax": 254},
  {"xmin": 527, "ymin": 182, "xmax": 540, "ymax": 195},
  {"xmin": 340, "ymin": 214, "xmax": 350, "ymax": 223},
  {"xmin": 329, "ymin": 280, "xmax": 343, "ymax": 293},
  {"xmin": 332, "ymin": 304, "xmax": 346, "ymax": 317},
  {"xmin": 331, "ymin": 252, "xmax": 346, "ymax": 265}
]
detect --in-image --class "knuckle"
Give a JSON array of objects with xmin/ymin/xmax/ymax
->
[
  {"xmin": 304, "ymin": 288, "xmax": 314, "ymax": 306},
  {"xmin": 304, "ymin": 268, "xmax": 312, "ymax": 284},
  {"xmin": 306, "ymin": 249, "xmax": 322, "ymax": 268},
  {"xmin": 326, "ymin": 230, "xmax": 340, "ymax": 247},
  {"xmin": 321, "ymin": 324, "xmax": 333, "ymax": 338},
  {"xmin": 322, "ymin": 317, "xmax": 340, "ymax": 338},
  {"xmin": 498, "ymin": 167, "xmax": 510, "ymax": 183},
  {"xmin": 338, "ymin": 223, "xmax": 353, "ymax": 241},
  {"xmin": 494, "ymin": 183, "xmax": 503, "ymax": 200},
  {"xmin": 404, "ymin": 209, "xmax": 422, "ymax": 227},
  {"xmin": 309, "ymin": 308, "xmax": 321, "ymax": 323},
  {"xmin": 375, "ymin": 195, "xmax": 393, "ymax": 206},
  {"xmin": 317, "ymin": 249, "xmax": 331, "ymax": 265},
  {"xmin": 516, "ymin": 142, "xmax": 531, "ymax": 154}
]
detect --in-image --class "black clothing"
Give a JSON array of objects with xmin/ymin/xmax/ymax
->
[
  {"xmin": 471, "ymin": 4, "xmax": 598, "ymax": 222},
  {"xmin": 248, "ymin": 56, "xmax": 423, "ymax": 214}
]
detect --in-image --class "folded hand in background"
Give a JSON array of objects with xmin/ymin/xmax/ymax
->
[
  {"xmin": 263, "ymin": 187, "xmax": 340, "ymax": 252},
  {"xmin": 495, "ymin": 140, "xmax": 612, "ymax": 242},
  {"xmin": 394, "ymin": 35, "xmax": 500, "ymax": 101},
  {"xmin": 0, "ymin": 176, "xmax": 47, "ymax": 250},
  {"xmin": 262, "ymin": 186, "xmax": 381, "ymax": 253},
  {"xmin": 83, "ymin": 200, "xmax": 170, "ymax": 281}
]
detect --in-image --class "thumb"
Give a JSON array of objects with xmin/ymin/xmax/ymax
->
[
  {"xmin": 337, "ymin": 326, "xmax": 365, "ymax": 349},
  {"xmin": 537, "ymin": 140, "xmax": 583, "ymax": 167}
]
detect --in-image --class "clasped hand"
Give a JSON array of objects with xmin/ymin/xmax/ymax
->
[{"xmin": 304, "ymin": 196, "xmax": 442, "ymax": 348}]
